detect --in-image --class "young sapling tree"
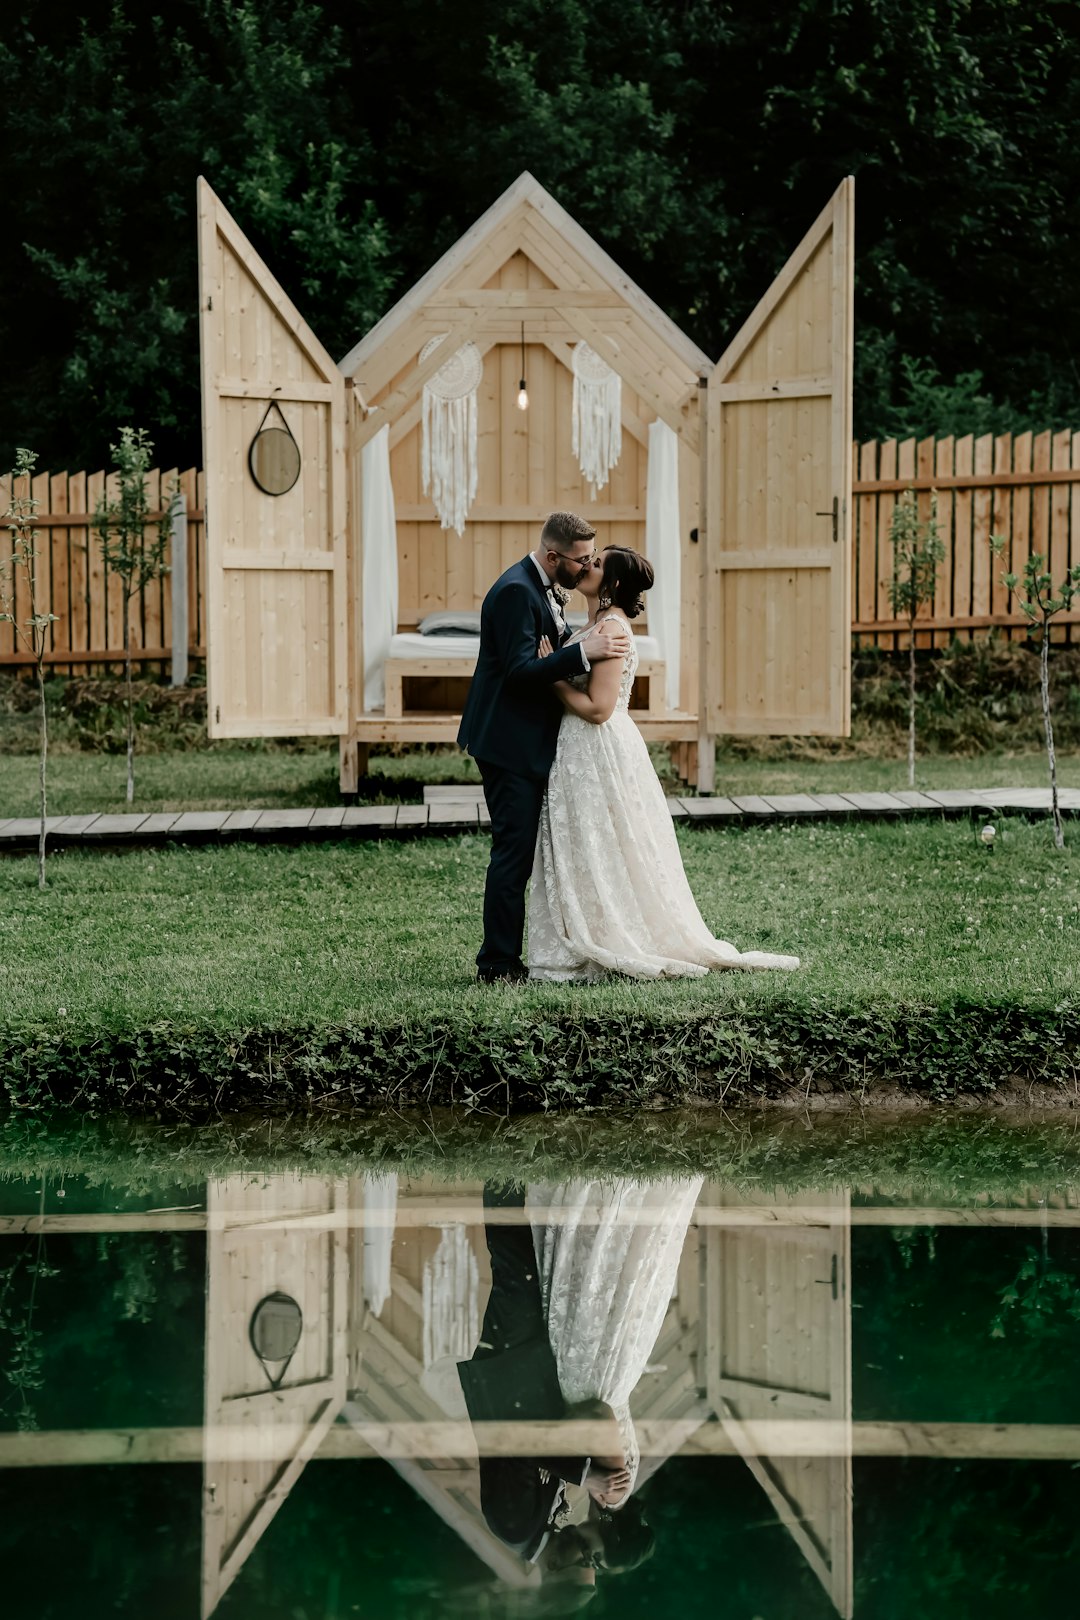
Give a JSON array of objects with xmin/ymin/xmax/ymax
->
[
  {"xmin": 92, "ymin": 427, "xmax": 170, "ymax": 803},
  {"xmin": 887, "ymin": 488, "xmax": 946, "ymax": 787},
  {"xmin": 989, "ymin": 535, "xmax": 1080, "ymax": 849},
  {"xmin": 1, "ymin": 449, "xmax": 58, "ymax": 889}
]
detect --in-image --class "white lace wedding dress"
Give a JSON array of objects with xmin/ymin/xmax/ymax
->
[
  {"xmin": 527, "ymin": 620, "xmax": 800, "ymax": 979},
  {"xmin": 527, "ymin": 1176, "xmax": 704, "ymax": 1496}
]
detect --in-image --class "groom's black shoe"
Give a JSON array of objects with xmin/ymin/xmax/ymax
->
[{"xmin": 476, "ymin": 963, "xmax": 528, "ymax": 985}]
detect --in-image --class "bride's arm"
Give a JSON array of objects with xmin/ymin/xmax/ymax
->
[
  {"xmin": 555, "ymin": 659, "xmax": 622, "ymax": 724},
  {"xmin": 538, "ymin": 635, "xmax": 624, "ymax": 725}
]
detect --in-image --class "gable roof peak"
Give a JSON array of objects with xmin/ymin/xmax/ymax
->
[{"xmin": 338, "ymin": 173, "xmax": 710, "ymax": 379}]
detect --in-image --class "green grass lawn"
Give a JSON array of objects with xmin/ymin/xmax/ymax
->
[
  {"xmin": 1, "ymin": 743, "xmax": 1077, "ymax": 818},
  {"xmin": 2, "ymin": 817, "xmax": 1076, "ymax": 1031}
]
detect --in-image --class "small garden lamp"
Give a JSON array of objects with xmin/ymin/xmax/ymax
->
[
  {"xmin": 516, "ymin": 321, "xmax": 529, "ymax": 411},
  {"xmin": 980, "ymin": 823, "xmax": 997, "ymax": 853}
]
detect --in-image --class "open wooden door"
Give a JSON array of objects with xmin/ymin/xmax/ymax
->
[
  {"xmin": 701, "ymin": 1187, "xmax": 853, "ymax": 1618},
  {"xmin": 201, "ymin": 1174, "xmax": 349, "ymax": 1617},
  {"xmin": 197, "ymin": 178, "xmax": 349, "ymax": 738},
  {"xmin": 700, "ymin": 179, "xmax": 854, "ymax": 782}
]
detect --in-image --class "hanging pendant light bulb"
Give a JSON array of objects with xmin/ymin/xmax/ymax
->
[{"xmin": 516, "ymin": 320, "xmax": 529, "ymax": 411}]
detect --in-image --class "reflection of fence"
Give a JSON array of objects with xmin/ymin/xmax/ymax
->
[
  {"xmin": 4, "ymin": 436, "xmax": 1080, "ymax": 674},
  {"xmin": 853, "ymin": 431, "xmax": 1080, "ymax": 649},
  {"xmin": 0, "ymin": 467, "xmax": 205, "ymax": 675}
]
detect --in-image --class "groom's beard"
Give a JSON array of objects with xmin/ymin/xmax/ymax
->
[{"xmin": 554, "ymin": 561, "xmax": 588, "ymax": 592}]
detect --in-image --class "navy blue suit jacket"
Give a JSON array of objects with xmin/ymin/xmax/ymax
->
[
  {"xmin": 457, "ymin": 558, "xmax": 586, "ymax": 780},
  {"xmin": 458, "ymin": 1336, "xmax": 589, "ymax": 1563}
]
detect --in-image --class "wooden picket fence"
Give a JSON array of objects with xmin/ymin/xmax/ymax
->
[
  {"xmin": 853, "ymin": 429, "xmax": 1080, "ymax": 648},
  {"xmin": 3, "ymin": 434, "xmax": 1079, "ymax": 674},
  {"xmin": 0, "ymin": 467, "xmax": 205, "ymax": 676}
]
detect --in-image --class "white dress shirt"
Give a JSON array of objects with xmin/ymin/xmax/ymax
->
[{"xmin": 529, "ymin": 553, "xmax": 589, "ymax": 671}]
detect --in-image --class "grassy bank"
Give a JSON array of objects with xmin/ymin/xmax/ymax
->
[{"xmin": 2, "ymin": 819, "xmax": 1077, "ymax": 1114}]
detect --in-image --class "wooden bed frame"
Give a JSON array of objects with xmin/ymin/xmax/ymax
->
[{"xmin": 383, "ymin": 652, "xmax": 669, "ymax": 719}]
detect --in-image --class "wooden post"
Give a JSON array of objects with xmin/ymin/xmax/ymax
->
[
  {"xmin": 169, "ymin": 486, "xmax": 189, "ymax": 687},
  {"xmin": 339, "ymin": 736, "xmax": 360, "ymax": 797},
  {"xmin": 696, "ymin": 375, "xmax": 716, "ymax": 793},
  {"xmin": 338, "ymin": 739, "xmax": 368, "ymax": 796}
]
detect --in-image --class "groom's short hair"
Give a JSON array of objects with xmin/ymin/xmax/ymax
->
[{"xmin": 541, "ymin": 511, "xmax": 597, "ymax": 549}]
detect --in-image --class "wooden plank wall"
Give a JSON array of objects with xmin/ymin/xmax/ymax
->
[
  {"xmin": 5, "ymin": 428, "xmax": 1080, "ymax": 677},
  {"xmin": 390, "ymin": 253, "xmax": 649, "ymax": 603},
  {"xmin": 0, "ymin": 467, "xmax": 206, "ymax": 674},
  {"xmin": 852, "ymin": 431, "xmax": 1080, "ymax": 648}
]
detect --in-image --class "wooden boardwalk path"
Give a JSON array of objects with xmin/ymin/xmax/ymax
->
[{"xmin": 0, "ymin": 786, "xmax": 1077, "ymax": 853}]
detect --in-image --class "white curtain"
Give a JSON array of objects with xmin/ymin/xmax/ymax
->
[
  {"xmin": 362, "ymin": 424, "xmax": 398, "ymax": 710},
  {"xmin": 645, "ymin": 419, "xmax": 681, "ymax": 711},
  {"xmin": 362, "ymin": 1172, "xmax": 398, "ymax": 1318}
]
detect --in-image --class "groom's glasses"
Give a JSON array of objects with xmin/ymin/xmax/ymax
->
[{"xmin": 550, "ymin": 548, "xmax": 596, "ymax": 577}]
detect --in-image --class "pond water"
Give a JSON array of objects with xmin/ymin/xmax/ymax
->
[{"xmin": 1, "ymin": 1112, "xmax": 1079, "ymax": 1618}]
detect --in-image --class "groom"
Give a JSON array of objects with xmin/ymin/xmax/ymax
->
[
  {"xmin": 458, "ymin": 512, "xmax": 630, "ymax": 982},
  {"xmin": 456, "ymin": 1183, "xmax": 630, "ymax": 1564}
]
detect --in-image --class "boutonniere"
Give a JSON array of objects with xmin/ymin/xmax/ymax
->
[{"xmin": 551, "ymin": 584, "xmax": 570, "ymax": 608}]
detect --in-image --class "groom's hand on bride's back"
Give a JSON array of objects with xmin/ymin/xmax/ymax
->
[{"xmin": 584, "ymin": 621, "xmax": 631, "ymax": 661}]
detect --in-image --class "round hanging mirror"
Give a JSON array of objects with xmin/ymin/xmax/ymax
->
[
  {"xmin": 249, "ymin": 1291, "xmax": 303, "ymax": 1387},
  {"xmin": 248, "ymin": 402, "xmax": 301, "ymax": 496}
]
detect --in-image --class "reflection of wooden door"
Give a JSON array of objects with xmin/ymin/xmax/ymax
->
[
  {"xmin": 701, "ymin": 179, "xmax": 854, "ymax": 757},
  {"xmin": 632, "ymin": 1217, "xmax": 712, "ymax": 1485},
  {"xmin": 345, "ymin": 1187, "xmax": 531, "ymax": 1586},
  {"xmin": 202, "ymin": 1174, "xmax": 349, "ymax": 1618},
  {"xmin": 702, "ymin": 1187, "xmax": 853, "ymax": 1618},
  {"xmin": 197, "ymin": 178, "xmax": 349, "ymax": 740}
]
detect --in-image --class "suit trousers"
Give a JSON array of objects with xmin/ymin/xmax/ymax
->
[
  {"xmin": 475, "ymin": 760, "xmax": 546, "ymax": 975},
  {"xmin": 463, "ymin": 1184, "xmax": 574, "ymax": 1561},
  {"xmin": 473, "ymin": 1182, "xmax": 546, "ymax": 1360}
]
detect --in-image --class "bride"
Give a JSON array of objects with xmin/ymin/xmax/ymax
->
[
  {"xmin": 527, "ymin": 1175, "xmax": 705, "ymax": 1504},
  {"xmin": 528, "ymin": 545, "xmax": 799, "ymax": 980}
]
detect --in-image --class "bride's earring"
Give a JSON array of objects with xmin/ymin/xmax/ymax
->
[{"xmin": 598, "ymin": 588, "xmax": 612, "ymax": 610}]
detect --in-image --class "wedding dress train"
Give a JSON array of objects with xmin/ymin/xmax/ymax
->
[
  {"xmin": 526, "ymin": 1176, "xmax": 704, "ymax": 1496},
  {"xmin": 527, "ymin": 624, "xmax": 799, "ymax": 980}
]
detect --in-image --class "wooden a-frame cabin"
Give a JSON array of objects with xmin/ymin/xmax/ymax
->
[{"xmin": 197, "ymin": 172, "xmax": 854, "ymax": 793}]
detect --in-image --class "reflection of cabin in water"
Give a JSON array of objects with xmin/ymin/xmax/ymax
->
[
  {"xmin": 20, "ymin": 1178, "xmax": 1077, "ymax": 1613},
  {"xmin": 198, "ymin": 1175, "xmax": 853, "ymax": 1617}
]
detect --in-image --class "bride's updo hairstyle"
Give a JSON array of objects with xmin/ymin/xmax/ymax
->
[
  {"xmin": 599, "ymin": 546, "xmax": 653, "ymax": 620},
  {"xmin": 594, "ymin": 1497, "xmax": 656, "ymax": 1573}
]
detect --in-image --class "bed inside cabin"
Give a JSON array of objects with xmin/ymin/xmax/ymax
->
[{"xmin": 382, "ymin": 619, "xmax": 668, "ymax": 719}]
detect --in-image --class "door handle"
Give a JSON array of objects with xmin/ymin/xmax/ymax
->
[
  {"xmin": 815, "ymin": 496, "xmax": 839, "ymax": 543},
  {"xmin": 815, "ymin": 1254, "xmax": 840, "ymax": 1299}
]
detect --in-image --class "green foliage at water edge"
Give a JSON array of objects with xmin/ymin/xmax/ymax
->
[
  {"xmin": 2, "ymin": 1107, "xmax": 1080, "ymax": 1202},
  {"xmin": 1, "ymin": 997, "xmax": 1077, "ymax": 1121}
]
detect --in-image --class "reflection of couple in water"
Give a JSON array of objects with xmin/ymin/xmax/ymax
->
[{"xmin": 446, "ymin": 1174, "xmax": 702, "ymax": 1608}]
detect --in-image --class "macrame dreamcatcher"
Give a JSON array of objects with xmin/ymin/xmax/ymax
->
[
  {"xmin": 421, "ymin": 335, "xmax": 482, "ymax": 535},
  {"xmin": 572, "ymin": 341, "xmax": 622, "ymax": 493}
]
